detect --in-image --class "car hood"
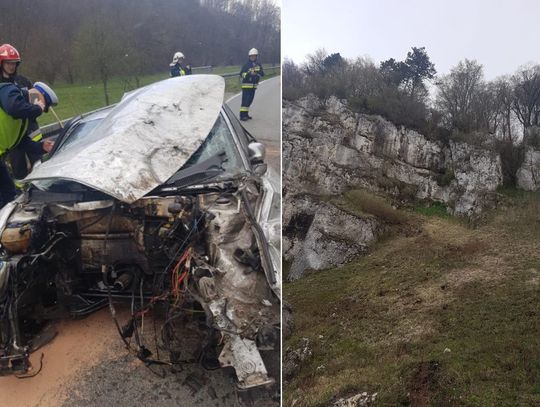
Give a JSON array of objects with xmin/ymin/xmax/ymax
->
[{"xmin": 25, "ymin": 75, "xmax": 225, "ymax": 203}]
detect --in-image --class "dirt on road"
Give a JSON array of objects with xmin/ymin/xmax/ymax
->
[
  {"xmin": 0, "ymin": 309, "xmax": 118, "ymax": 407},
  {"xmin": 0, "ymin": 306, "xmax": 278, "ymax": 407}
]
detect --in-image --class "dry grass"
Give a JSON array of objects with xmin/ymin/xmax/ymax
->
[{"xmin": 333, "ymin": 189, "xmax": 407, "ymax": 225}]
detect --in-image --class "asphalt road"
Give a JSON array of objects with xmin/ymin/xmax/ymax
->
[
  {"xmin": 0, "ymin": 77, "xmax": 281, "ymax": 407},
  {"xmin": 226, "ymin": 76, "xmax": 281, "ymax": 173}
]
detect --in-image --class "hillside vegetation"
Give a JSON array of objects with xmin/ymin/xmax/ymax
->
[{"xmin": 285, "ymin": 189, "xmax": 540, "ymax": 406}]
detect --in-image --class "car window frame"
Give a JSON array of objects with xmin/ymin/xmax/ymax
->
[
  {"xmin": 223, "ymin": 104, "xmax": 254, "ymax": 148},
  {"xmin": 52, "ymin": 118, "xmax": 102, "ymax": 155},
  {"xmin": 220, "ymin": 107, "xmax": 252, "ymax": 172}
]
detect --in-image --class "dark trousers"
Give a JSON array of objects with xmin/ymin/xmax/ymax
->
[
  {"xmin": 0, "ymin": 160, "xmax": 16, "ymax": 209},
  {"xmin": 7, "ymin": 145, "xmax": 40, "ymax": 180},
  {"xmin": 240, "ymin": 88, "xmax": 256, "ymax": 118}
]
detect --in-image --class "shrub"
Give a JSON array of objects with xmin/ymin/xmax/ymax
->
[
  {"xmin": 413, "ymin": 201, "xmax": 450, "ymax": 218},
  {"xmin": 342, "ymin": 189, "xmax": 407, "ymax": 225}
]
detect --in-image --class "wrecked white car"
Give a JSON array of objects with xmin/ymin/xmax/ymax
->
[{"xmin": 0, "ymin": 75, "xmax": 281, "ymax": 390}]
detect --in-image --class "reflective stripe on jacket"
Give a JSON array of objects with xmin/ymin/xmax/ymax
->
[
  {"xmin": 240, "ymin": 61, "xmax": 264, "ymax": 88},
  {"xmin": 170, "ymin": 63, "xmax": 192, "ymax": 77}
]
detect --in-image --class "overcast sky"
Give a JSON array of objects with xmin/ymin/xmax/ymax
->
[{"xmin": 283, "ymin": 0, "xmax": 540, "ymax": 79}]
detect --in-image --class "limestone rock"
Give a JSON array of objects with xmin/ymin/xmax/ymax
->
[
  {"xmin": 331, "ymin": 392, "xmax": 377, "ymax": 407},
  {"xmin": 283, "ymin": 337, "xmax": 312, "ymax": 380},
  {"xmin": 283, "ymin": 96, "xmax": 503, "ymax": 217},
  {"xmin": 283, "ymin": 195, "xmax": 383, "ymax": 281},
  {"xmin": 517, "ymin": 147, "xmax": 540, "ymax": 190}
]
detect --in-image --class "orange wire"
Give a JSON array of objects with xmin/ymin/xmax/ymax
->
[{"xmin": 170, "ymin": 247, "xmax": 193, "ymax": 298}]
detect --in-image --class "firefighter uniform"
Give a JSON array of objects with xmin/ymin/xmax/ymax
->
[
  {"xmin": 169, "ymin": 52, "xmax": 192, "ymax": 77},
  {"xmin": 0, "ymin": 82, "xmax": 43, "ymax": 207},
  {"xmin": 170, "ymin": 62, "xmax": 192, "ymax": 77},
  {"xmin": 239, "ymin": 59, "xmax": 264, "ymax": 121}
]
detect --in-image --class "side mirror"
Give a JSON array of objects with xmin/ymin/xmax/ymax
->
[{"xmin": 248, "ymin": 142, "xmax": 266, "ymax": 164}]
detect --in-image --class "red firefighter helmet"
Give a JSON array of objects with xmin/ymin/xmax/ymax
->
[{"xmin": 0, "ymin": 44, "xmax": 21, "ymax": 65}]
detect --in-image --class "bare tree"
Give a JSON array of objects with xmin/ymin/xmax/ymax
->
[
  {"xmin": 511, "ymin": 64, "xmax": 540, "ymax": 130},
  {"xmin": 436, "ymin": 59, "xmax": 486, "ymax": 133},
  {"xmin": 283, "ymin": 58, "xmax": 304, "ymax": 100},
  {"xmin": 73, "ymin": 6, "xmax": 124, "ymax": 105},
  {"xmin": 491, "ymin": 76, "xmax": 519, "ymax": 142},
  {"xmin": 348, "ymin": 57, "xmax": 382, "ymax": 100}
]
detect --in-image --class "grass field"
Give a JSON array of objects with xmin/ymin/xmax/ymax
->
[
  {"xmin": 285, "ymin": 189, "xmax": 540, "ymax": 406},
  {"xmin": 37, "ymin": 65, "xmax": 280, "ymax": 126}
]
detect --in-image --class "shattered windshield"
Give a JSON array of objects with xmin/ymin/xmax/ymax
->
[
  {"xmin": 55, "ymin": 119, "xmax": 101, "ymax": 154},
  {"xmin": 180, "ymin": 114, "xmax": 243, "ymax": 173}
]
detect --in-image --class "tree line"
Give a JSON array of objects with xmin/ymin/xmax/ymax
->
[
  {"xmin": 283, "ymin": 48, "xmax": 540, "ymax": 185},
  {"xmin": 0, "ymin": 0, "xmax": 280, "ymax": 93}
]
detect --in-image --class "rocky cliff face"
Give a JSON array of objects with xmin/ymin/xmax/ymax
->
[
  {"xmin": 283, "ymin": 96, "xmax": 504, "ymax": 279},
  {"xmin": 283, "ymin": 96, "xmax": 503, "ymax": 216},
  {"xmin": 283, "ymin": 195, "xmax": 384, "ymax": 280},
  {"xmin": 517, "ymin": 147, "xmax": 540, "ymax": 190}
]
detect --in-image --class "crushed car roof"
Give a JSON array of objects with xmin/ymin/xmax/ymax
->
[{"xmin": 25, "ymin": 75, "xmax": 225, "ymax": 203}]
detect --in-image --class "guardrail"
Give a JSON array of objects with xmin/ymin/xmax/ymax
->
[
  {"xmin": 39, "ymin": 65, "xmax": 280, "ymax": 137},
  {"xmin": 221, "ymin": 65, "xmax": 280, "ymax": 78},
  {"xmin": 191, "ymin": 65, "xmax": 213, "ymax": 74},
  {"xmin": 191, "ymin": 64, "xmax": 280, "ymax": 77}
]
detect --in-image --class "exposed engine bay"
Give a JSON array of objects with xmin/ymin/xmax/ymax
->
[{"xmin": 0, "ymin": 179, "xmax": 280, "ymax": 389}]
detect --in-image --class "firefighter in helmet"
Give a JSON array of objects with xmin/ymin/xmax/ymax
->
[
  {"xmin": 239, "ymin": 48, "xmax": 264, "ymax": 121},
  {"xmin": 170, "ymin": 52, "xmax": 192, "ymax": 77}
]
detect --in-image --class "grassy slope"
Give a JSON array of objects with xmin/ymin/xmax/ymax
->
[
  {"xmin": 285, "ymin": 190, "xmax": 540, "ymax": 407},
  {"xmin": 37, "ymin": 65, "xmax": 280, "ymax": 126}
]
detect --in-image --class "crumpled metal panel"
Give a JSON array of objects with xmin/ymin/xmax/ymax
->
[
  {"xmin": 218, "ymin": 335, "xmax": 274, "ymax": 389},
  {"xmin": 25, "ymin": 75, "xmax": 225, "ymax": 203},
  {"xmin": 0, "ymin": 201, "xmax": 17, "ymax": 238},
  {"xmin": 259, "ymin": 167, "xmax": 282, "ymax": 297}
]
